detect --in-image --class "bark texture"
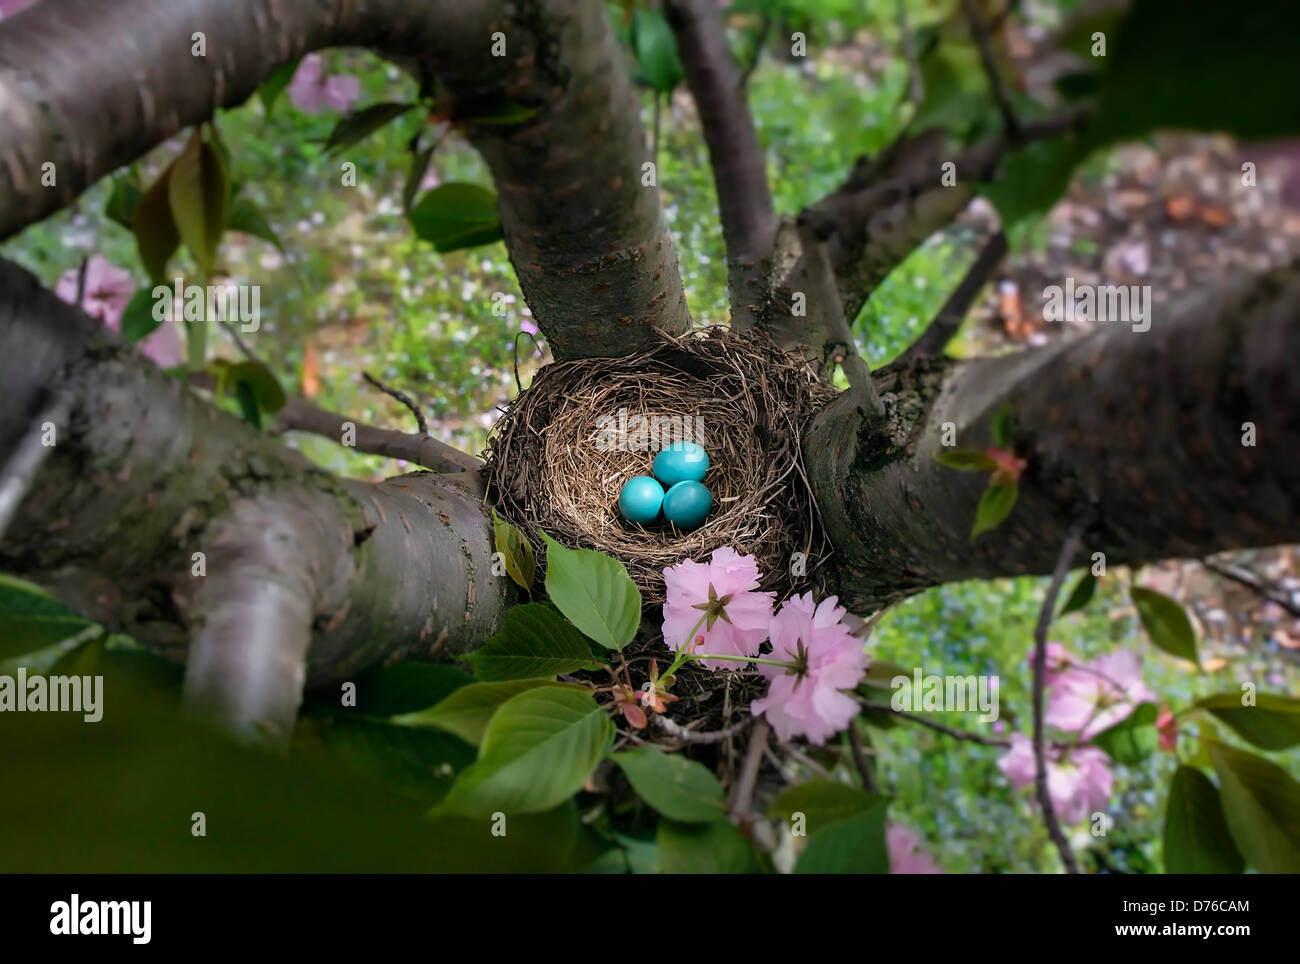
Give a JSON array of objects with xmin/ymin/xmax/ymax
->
[{"xmin": 810, "ymin": 265, "xmax": 1300, "ymax": 611}]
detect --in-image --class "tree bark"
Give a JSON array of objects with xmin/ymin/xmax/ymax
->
[{"xmin": 810, "ymin": 264, "xmax": 1300, "ymax": 611}]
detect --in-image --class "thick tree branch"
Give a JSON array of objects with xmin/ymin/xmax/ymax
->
[
  {"xmin": 0, "ymin": 0, "xmax": 691, "ymax": 359},
  {"xmin": 810, "ymin": 261, "xmax": 1300, "ymax": 611},
  {"xmin": 0, "ymin": 258, "xmax": 507, "ymax": 710},
  {"xmin": 665, "ymin": 0, "xmax": 778, "ymax": 332}
]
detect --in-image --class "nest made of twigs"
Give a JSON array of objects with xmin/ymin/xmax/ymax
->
[{"xmin": 483, "ymin": 327, "xmax": 836, "ymax": 605}]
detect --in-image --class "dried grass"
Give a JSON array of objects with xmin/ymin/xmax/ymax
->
[{"xmin": 483, "ymin": 327, "xmax": 835, "ymax": 605}]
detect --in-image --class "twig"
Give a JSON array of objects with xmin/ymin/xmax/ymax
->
[
  {"xmin": 1202, "ymin": 558, "xmax": 1300, "ymax": 619},
  {"xmin": 728, "ymin": 717, "xmax": 769, "ymax": 819},
  {"xmin": 773, "ymin": 741, "xmax": 835, "ymax": 782},
  {"xmin": 664, "ymin": 0, "xmax": 777, "ymax": 333},
  {"xmin": 1033, "ymin": 518, "xmax": 1085, "ymax": 874},
  {"xmin": 858, "ymin": 698, "xmax": 1011, "ymax": 746},
  {"xmin": 277, "ymin": 396, "xmax": 476, "ymax": 473},
  {"xmin": 220, "ymin": 319, "xmax": 261, "ymax": 363},
  {"xmin": 896, "ymin": 230, "xmax": 1008, "ymax": 365},
  {"xmin": 962, "ymin": 0, "xmax": 1020, "ymax": 138},
  {"xmin": 796, "ymin": 219, "xmax": 885, "ymax": 419},
  {"xmin": 74, "ymin": 256, "xmax": 90, "ymax": 309},
  {"xmin": 652, "ymin": 714, "xmax": 751, "ymax": 745},
  {"xmin": 848, "ymin": 722, "xmax": 879, "ymax": 793},
  {"xmin": 0, "ymin": 391, "xmax": 73, "ymax": 539},
  {"xmin": 363, "ymin": 371, "xmax": 428, "ymax": 436}
]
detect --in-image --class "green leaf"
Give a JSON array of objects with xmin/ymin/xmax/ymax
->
[
  {"xmin": 105, "ymin": 176, "xmax": 142, "ymax": 230},
  {"xmin": 452, "ymin": 98, "xmax": 539, "ymax": 126},
  {"xmin": 120, "ymin": 287, "xmax": 162, "ymax": 344},
  {"xmin": 1131, "ymin": 586, "xmax": 1198, "ymax": 664},
  {"xmin": 226, "ymin": 197, "xmax": 284, "ymax": 253},
  {"xmin": 234, "ymin": 379, "xmax": 261, "ymax": 429},
  {"xmin": 1058, "ymin": 572, "xmax": 1096, "ymax": 617},
  {"xmin": 433, "ymin": 687, "xmax": 613, "ymax": 817},
  {"xmin": 990, "ymin": 403, "xmax": 1013, "ymax": 448},
  {"xmin": 1208, "ymin": 741, "xmax": 1300, "ymax": 873},
  {"xmin": 794, "ymin": 797, "xmax": 890, "ymax": 874},
  {"xmin": 409, "ymin": 183, "xmax": 503, "ymax": 253},
  {"xmin": 227, "ymin": 360, "xmax": 286, "ymax": 415},
  {"xmin": 323, "ymin": 717, "xmax": 476, "ymax": 803},
  {"xmin": 934, "ymin": 448, "xmax": 996, "ymax": 471},
  {"xmin": 1163, "ymin": 765, "xmax": 1244, "ymax": 874},
  {"xmin": 630, "ymin": 8, "xmax": 684, "ymax": 94},
  {"xmin": 971, "ymin": 480, "xmax": 1017, "ymax": 541},
  {"xmin": 0, "ymin": 574, "xmax": 95, "ymax": 659},
  {"xmin": 611, "ymin": 748, "xmax": 726, "ymax": 822},
  {"xmin": 492, "ymin": 511, "xmax": 535, "ymax": 594},
  {"xmin": 539, "ymin": 531, "xmax": 641, "ymax": 650},
  {"xmin": 324, "ymin": 102, "xmax": 414, "ymax": 155},
  {"xmin": 258, "ymin": 59, "xmax": 301, "ymax": 118},
  {"xmin": 767, "ymin": 779, "xmax": 882, "ymax": 833},
  {"xmin": 337, "ymin": 663, "xmax": 471, "ymax": 717},
  {"xmin": 911, "ymin": 43, "xmax": 992, "ymax": 140},
  {"xmin": 132, "ymin": 162, "xmax": 180, "ymax": 285},
  {"xmin": 1090, "ymin": 702, "xmax": 1159, "ymax": 765},
  {"xmin": 402, "ymin": 140, "xmax": 438, "ymax": 214},
  {"xmin": 469, "ymin": 603, "xmax": 600, "ymax": 681},
  {"xmin": 657, "ymin": 818, "xmax": 760, "ymax": 874},
  {"xmin": 1193, "ymin": 692, "xmax": 1300, "ymax": 751},
  {"xmin": 391, "ymin": 678, "xmax": 574, "ymax": 745},
  {"xmin": 168, "ymin": 132, "xmax": 227, "ymax": 278}
]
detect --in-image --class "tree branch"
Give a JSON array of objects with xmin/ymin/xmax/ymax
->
[
  {"xmin": 895, "ymin": 229, "xmax": 1008, "ymax": 365},
  {"xmin": 1201, "ymin": 557, "xmax": 1300, "ymax": 619},
  {"xmin": 362, "ymin": 372, "xmax": 428, "ymax": 437},
  {"xmin": 665, "ymin": 0, "xmax": 778, "ymax": 332},
  {"xmin": 1032, "ymin": 519, "xmax": 1084, "ymax": 874},
  {"xmin": 961, "ymin": 0, "xmax": 1020, "ymax": 138},
  {"xmin": 0, "ymin": 390, "xmax": 71, "ymax": 539}
]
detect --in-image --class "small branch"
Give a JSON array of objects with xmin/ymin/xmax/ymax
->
[
  {"xmin": 1202, "ymin": 558, "xmax": 1300, "ymax": 619},
  {"xmin": 665, "ymin": 0, "xmax": 777, "ymax": 333},
  {"xmin": 858, "ymin": 698, "xmax": 1010, "ymax": 746},
  {"xmin": 848, "ymin": 722, "xmax": 880, "ymax": 793},
  {"xmin": 74, "ymin": 256, "xmax": 89, "ymax": 310},
  {"xmin": 219, "ymin": 319, "xmax": 260, "ymax": 363},
  {"xmin": 0, "ymin": 391, "xmax": 73, "ymax": 539},
  {"xmin": 363, "ymin": 371, "xmax": 428, "ymax": 437},
  {"xmin": 896, "ymin": 230, "xmax": 1008, "ymax": 365},
  {"xmin": 962, "ymin": 0, "xmax": 1020, "ymax": 138},
  {"xmin": 1033, "ymin": 518, "xmax": 1085, "ymax": 875},
  {"xmin": 652, "ymin": 714, "xmax": 751, "ymax": 745},
  {"xmin": 276, "ymin": 396, "xmax": 478, "ymax": 474},
  {"xmin": 728, "ymin": 717, "xmax": 770, "ymax": 819},
  {"xmin": 796, "ymin": 218, "xmax": 885, "ymax": 418}
]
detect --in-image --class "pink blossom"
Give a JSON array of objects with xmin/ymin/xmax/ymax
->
[
  {"xmin": 520, "ymin": 318, "xmax": 540, "ymax": 336},
  {"xmin": 1029, "ymin": 641, "xmax": 1076, "ymax": 687},
  {"xmin": 287, "ymin": 54, "xmax": 361, "ymax": 115},
  {"xmin": 55, "ymin": 256, "xmax": 182, "ymax": 368},
  {"xmin": 1156, "ymin": 706, "xmax": 1178, "ymax": 752},
  {"xmin": 1045, "ymin": 649, "xmax": 1155, "ymax": 739},
  {"xmin": 998, "ymin": 733, "xmax": 1114, "ymax": 825},
  {"xmin": 662, "ymin": 547, "xmax": 774, "ymax": 672},
  {"xmin": 751, "ymin": 593, "xmax": 868, "ymax": 745},
  {"xmin": 887, "ymin": 824, "xmax": 943, "ymax": 874}
]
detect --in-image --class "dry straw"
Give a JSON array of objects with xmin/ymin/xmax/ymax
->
[{"xmin": 483, "ymin": 327, "xmax": 836, "ymax": 605}]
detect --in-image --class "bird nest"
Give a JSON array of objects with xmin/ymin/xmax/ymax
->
[{"xmin": 483, "ymin": 327, "xmax": 836, "ymax": 605}]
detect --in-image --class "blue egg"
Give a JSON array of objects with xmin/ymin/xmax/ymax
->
[
  {"xmin": 662, "ymin": 480, "xmax": 712, "ymax": 531},
  {"xmin": 618, "ymin": 476, "xmax": 665, "ymax": 524},
  {"xmin": 653, "ymin": 441, "xmax": 709, "ymax": 488}
]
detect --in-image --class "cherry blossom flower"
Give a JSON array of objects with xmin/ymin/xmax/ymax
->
[
  {"xmin": 1156, "ymin": 706, "xmax": 1178, "ymax": 752},
  {"xmin": 287, "ymin": 54, "xmax": 362, "ymax": 115},
  {"xmin": 55, "ymin": 255, "xmax": 182, "ymax": 368},
  {"xmin": 1045, "ymin": 649, "xmax": 1155, "ymax": 739},
  {"xmin": 887, "ymin": 824, "xmax": 943, "ymax": 874},
  {"xmin": 998, "ymin": 732, "xmax": 1114, "ymax": 825},
  {"xmin": 662, "ymin": 547, "xmax": 774, "ymax": 672},
  {"xmin": 750, "ymin": 592, "xmax": 868, "ymax": 745}
]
